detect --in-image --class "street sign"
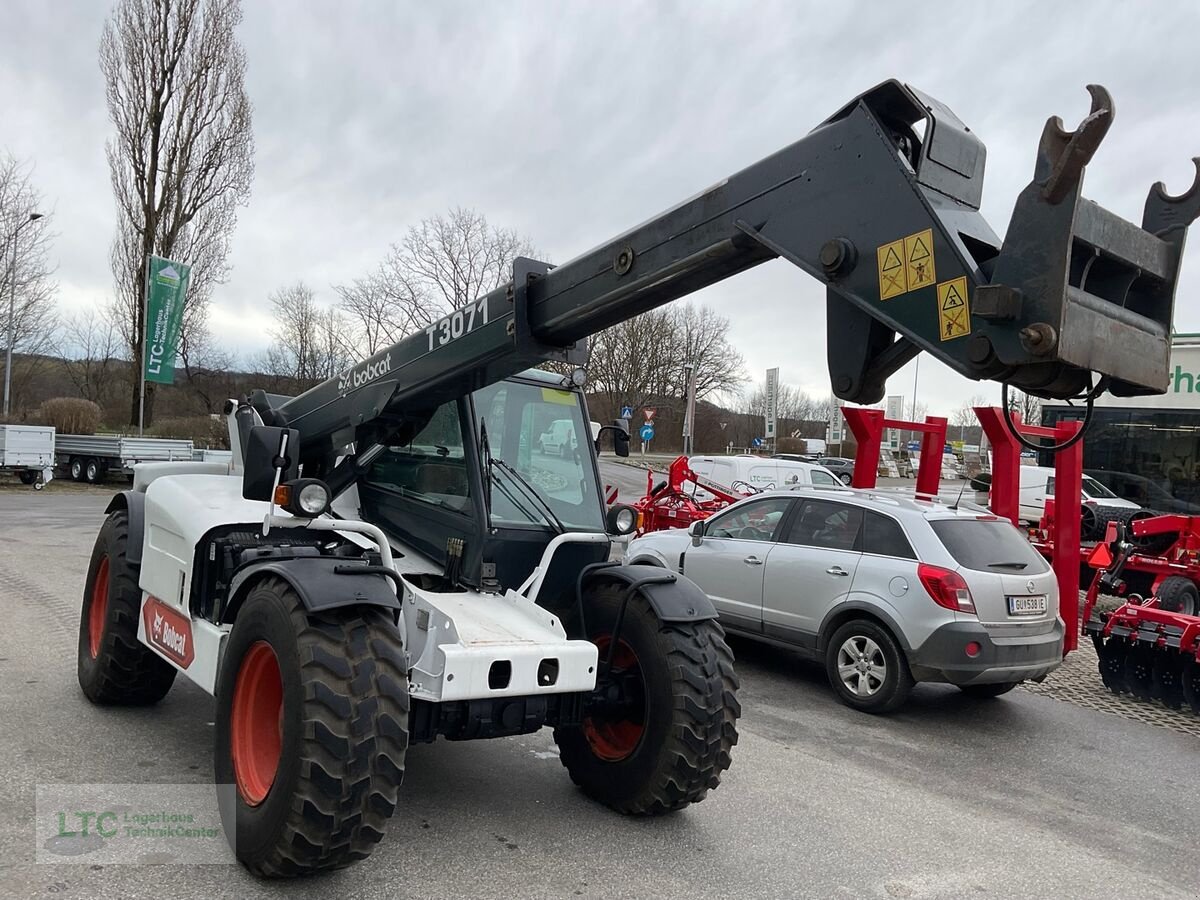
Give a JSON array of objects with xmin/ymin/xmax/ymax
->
[
  {"xmin": 643, "ymin": 408, "xmax": 656, "ymax": 422},
  {"xmin": 639, "ymin": 424, "xmax": 655, "ymax": 442},
  {"xmin": 621, "ymin": 405, "xmax": 633, "ymax": 419},
  {"xmin": 751, "ymin": 437, "xmax": 763, "ymax": 448}
]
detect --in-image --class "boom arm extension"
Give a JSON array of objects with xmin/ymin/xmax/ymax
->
[{"xmin": 255, "ymin": 80, "xmax": 1199, "ymax": 464}]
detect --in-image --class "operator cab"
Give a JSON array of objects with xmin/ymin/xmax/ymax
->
[{"xmin": 357, "ymin": 369, "xmax": 611, "ymax": 596}]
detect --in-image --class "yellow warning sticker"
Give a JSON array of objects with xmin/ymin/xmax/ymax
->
[
  {"xmin": 937, "ymin": 276, "xmax": 970, "ymax": 340},
  {"xmin": 877, "ymin": 239, "xmax": 906, "ymax": 300},
  {"xmin": 904, "ymin": 229, "xmax": 936, "ymax": 291}
]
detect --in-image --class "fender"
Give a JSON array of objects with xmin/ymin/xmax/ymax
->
[
  {"xmin": 225, "ymin": 557, "xmax": 402, "ymax": 623},
  {"xmin": 105, "ymin": 491, "xmax": 146, "ymax": 565},
  {"xmin": 585, "ymin": 563, "xmax": 717, "ymax": 623},
  {"xmin": 817, "ymin": 600, "xmax": 912, "ymax": 652}
]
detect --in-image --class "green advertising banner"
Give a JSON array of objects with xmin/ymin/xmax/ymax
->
[{"xmin": 143, "ymin": 255, "xmax": 191, "ymax": 385}]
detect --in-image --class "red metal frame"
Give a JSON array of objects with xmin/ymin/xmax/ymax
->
[
  {"xmin": 632, "ymin": 455, "xmax": 747, "ymax": 535},
  {"xmin": 840, "ymin": 407, "xmax": 948, "ymax": 496},
  {"xmin": 976, "ymin": 408, "xmax": 1083, "ymax": 652}
]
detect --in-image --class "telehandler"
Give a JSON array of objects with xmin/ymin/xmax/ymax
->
[{"xmin": 77, "ymin": 80, "xmax": 1197, "ymax": 876}]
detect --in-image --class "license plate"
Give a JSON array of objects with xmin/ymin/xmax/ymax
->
[{"xmin": 1007, "ymin": 594, "xmax": 1047, "ymax": 616}]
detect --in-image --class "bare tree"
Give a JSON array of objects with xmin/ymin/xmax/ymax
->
[
  {"xmin": 337, "ymin": 207, "xmax": 538, "ymax": 356},
  {"xmin": 264, "ymin": 282, "xmax": 353, "ymax": 388},
  {"xmin": 61, "ymin": 309, "xmax": 125, "ymax": 406},
  {"xmin": 101, "ymin": 0, "xmax": 254, "ymax": 426},
  {"xmin": 663, "ymin": 305, "xmax": 746, "ymax": 402},
  {"xmin": 1007, "ymin": 388, "xmax": 1041, "ymax": 425},
  {"xmin": 0, "ymin": 152, "xmax": 58, "ymax": 414},
  {"xmin": 951, "ymin": 394, "xmax": 989, "ymax": 429}
]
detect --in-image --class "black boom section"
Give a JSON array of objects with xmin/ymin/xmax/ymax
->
[{"xmin": 262, "ymin": 79, "xmax": 1196, "ymax": 460}]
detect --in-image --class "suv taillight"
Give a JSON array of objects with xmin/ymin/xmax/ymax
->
[{"xmin": 917, "ymin": 563, "xmax": 977, "ymax": 614}]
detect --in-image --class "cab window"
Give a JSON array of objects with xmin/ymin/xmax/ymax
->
[
  {"xmin": 704, "ymin": 497, "xmax": 793, "ymax": 542},
  {"xmin": 363, "ymin": 401, "xmax": 472, "ymax": 512}
]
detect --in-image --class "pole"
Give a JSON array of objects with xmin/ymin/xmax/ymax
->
[
  {"xmin": 138, "ymin": 254, "xmax": 149, "ymax": 435},
  {"xmin": 3, "ymin": 227, "xmax": 16, "ymax": 418}
]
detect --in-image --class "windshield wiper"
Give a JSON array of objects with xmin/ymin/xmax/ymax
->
[
  {"xmin": 988, "ymin": 561, "xmax": 1029, "ymax": 570},
  {"xmin": 492, "ymin": 457, "xmax": 567, "ymax": 534}
]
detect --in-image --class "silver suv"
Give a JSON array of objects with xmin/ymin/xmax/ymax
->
[{"xmin": 623, "ymin": 487, "xmax": 1063, "ymax": 713}]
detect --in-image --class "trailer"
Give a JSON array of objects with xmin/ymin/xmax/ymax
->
[
  {"xmin": 55, "ymin": 434, "xmax": 194, "ymax": 483},
  {"xmin": 0, "ymin": 425, "xmax": 55, "ymax": 489},
  {"xmin": 74, "ymin": 79, "xmax": 1198, "ymax": 877}
]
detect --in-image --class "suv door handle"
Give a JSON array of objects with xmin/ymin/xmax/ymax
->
[
  {"xmin": 744, "ymin": 556, "xmax": 763, "ymax": 566},
  {"xmin": 826, "ymin": 566, "xmax": 850, "ymax": 576}
]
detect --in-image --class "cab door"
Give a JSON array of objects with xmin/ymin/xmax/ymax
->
[{"xmin": 682, "ymin": 495, "xmax": 796, "ymax": 635}]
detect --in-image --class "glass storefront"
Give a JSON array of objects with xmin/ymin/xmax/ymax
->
[{"xmin": 1040, "ymin": 406, "xmax": 1200, "ymax": 514}]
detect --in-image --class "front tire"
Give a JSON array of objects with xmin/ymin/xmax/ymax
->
[
  {"xmin": 77, "ymin": 510, "xmax": 177, "ymax": 704},
  {"xmin": 553, "ymin": 583, "xmax": 739, "ymax": 815},
  {"xmin": 1156, "ymin": 576, "xmax": 1199, "ymax": 616},
  {"xmin": 838, "ymin": 472, "xmax": 853, "ymax": 486},
  {"xmin": 214, "ymin": 578, "xmax": 409, "ymax": 877},
  {"xmin": 69, "ymin": 457, "xmax": 83, "ymax": 482},
  {"xmin": 18, "ymin": 470, "xmax": 37, "ymax": 485},
  {"xmin": 84, "ymin": 458, "xmax": 102, "ymax": 484},
  {"xmin": 825, "ymin": 619, "xmax": 913, "ymax": 713}
]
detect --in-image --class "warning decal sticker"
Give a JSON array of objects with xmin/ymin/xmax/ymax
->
[
  {"xmin": 903, "ymin": 229, "xmax": 936, "ymax": 290},
  {"xmin": 937, "ymin": 276, "xmax": 970, "ymax": 341},
  {"xmin": 876, "ymin": 239, "xmax": 906, "ymax": 300}
]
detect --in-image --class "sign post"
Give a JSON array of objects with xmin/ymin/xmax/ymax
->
[
  {"xmin": 139, "ymin": 255, "xmax": 191, "ymax": 435},
  {"xmin": 764, "ymin": 367, "xmax": 779, "ymax": 450}
]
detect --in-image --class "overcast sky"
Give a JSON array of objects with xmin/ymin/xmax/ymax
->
[{"xmin": 3, "ymin": 0, "xmax": 1199, "ymax": 417}]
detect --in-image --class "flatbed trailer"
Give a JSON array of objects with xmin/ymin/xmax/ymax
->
[
  {"xmin": 0, "ymin": 425, "xmax": 55, "ymax": 489},
  {"xmin": 55, "ymin": 434, "xmax": 194, "ymax": 483}
]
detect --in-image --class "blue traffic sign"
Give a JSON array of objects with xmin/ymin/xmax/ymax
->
[
  {"xmin": 639, "ymin": 424, "xmax": 655, "ymax": 442},
  {"xmin": 751, "ymin": 437, "xmax": 763, "ymax": 448},
  {"xmin": 621, "ymin": 406, "xmax": 634, "ymax": 419}
]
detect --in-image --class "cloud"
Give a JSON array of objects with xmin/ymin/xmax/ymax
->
[{"xmin": 2, "ymin": 0, "xmax": 1199, "ymax": 417}]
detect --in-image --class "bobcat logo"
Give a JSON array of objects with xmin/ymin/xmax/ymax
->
[{"xmin": 142, "ymin": 597, "xmax": 194, "ymax": 668}]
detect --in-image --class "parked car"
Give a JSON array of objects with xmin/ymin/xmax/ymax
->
[
  {"xmin": 538, "ymin": 419, "xmax": 577, "ymax": 456},
  {"xmin": 1014, "ymin": 466, "xmax": 1139, "ymax": 524},
  {"xmin": 817, "ymin": 456, "xmax": 856, "ymax": 485},
  {"xmin": 624, "ymin": 488, "xmax": 1063, "ymax": 712},
  {"xmin": 688, "ymin": 454, "xmax": 841, "ymax": 495},
  {"xmin": 1085, "ymin": 469, "xmax": 1200, "ymax": 514}
]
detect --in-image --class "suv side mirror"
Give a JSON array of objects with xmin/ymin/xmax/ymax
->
[
  {"xmin": 688, "ymin": 519, "xmax": 705, "ymax": 546},
  {"xmin": 242, "ymin": 425, "xmax": 300, "ymax": 501}
]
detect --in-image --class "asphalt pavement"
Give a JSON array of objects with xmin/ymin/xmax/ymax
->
[{"xmin": 1, "ymin": 483, "xmax": 1198, "ymax": 899}]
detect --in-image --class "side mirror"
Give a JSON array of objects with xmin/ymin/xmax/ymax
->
[
  {"xmin": 595, "ymin": 420, "xmax": 631, "ymax": 458},
  {"xmin": 688, "ymin": 519, "xmax": 705, "ymax": 546},
  {"xmin": 242, "ymin": 425, "xmax": 300, "ymax": 501},
  {"xmin": 611, "ymin": 418, "xmax": 630, "ymax": 458}
]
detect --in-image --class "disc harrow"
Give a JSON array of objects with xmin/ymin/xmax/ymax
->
[{"xmin": 1083, "ymin": 517, "xmax": 1200, "ymax": 715}]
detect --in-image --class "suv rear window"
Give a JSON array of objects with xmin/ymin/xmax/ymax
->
[{"xmin": 930, "ymin": 518, "xmax": 1049, "ymax": 573}]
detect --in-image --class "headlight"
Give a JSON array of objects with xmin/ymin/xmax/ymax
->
[
  {"xmin": 606, "ymin": 503, "xmax": 638, "ymax": 536},
  {"xmin": 274, "ymin": 478, "xmax": 332, "ymax": 518}
]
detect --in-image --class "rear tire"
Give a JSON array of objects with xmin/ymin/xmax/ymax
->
[
  {"xmin": 18, "ymin": 470, "xmax": 37, "ymax": 485},
  {"xmin": 214, "ymin": 577, "xmax": 409, "ymax": 877},
  {"xmin": 553, "ymin": 583, "xmax": 739, "ymax": 815},
  {"xmin": 69, "ymin": 457, "xmax": 83, "ymax": 482},
  {"xmin": 825, "ymin": 619, "xmax": 913, "ymax": 713},
  {"xmin": 84, "ymin": 458, "xmax": 101, "ymax": 484},
  {"xmin": 77, "ymin": 510, "xmax": 177, "ymax": 704},
  {"xmin": 957, "ymin": 681, "xmax": 1019, "ymax": 698},
  {"xmin": 838, "ymin": 472, "xmax": 853, "ymax": 486},
  {"xmin": 1155, "ymin": 576, "xmax": 1199, "ymax": 616}
]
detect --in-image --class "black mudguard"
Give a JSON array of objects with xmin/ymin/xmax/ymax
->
[
  {"xmin": 105, "ymin": 491, "xmax": 146, "ymax": 565},
  {"xmin": 226, "ymin": 557, "xmax": 401, "ymax": 622},
  {"xmin": 584, "ymin": 563, "xmax": 717, "ymax": 623}
]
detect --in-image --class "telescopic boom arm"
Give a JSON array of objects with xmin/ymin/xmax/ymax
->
[{"xmin": 252, "ymin": 80, "xmax": 1200, "ymax": 465}]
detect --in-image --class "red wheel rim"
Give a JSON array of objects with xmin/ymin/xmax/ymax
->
[
  {"xmin": 88, "ymin": 556, "xmax": 110, "ymax": 659},
  {"xmin": 583, "ymin": 635, "xmax": 646, "ymax": 762},
  {"xmin": 230, "ymin": 641, "xmax": 284, "ymax": 806}
]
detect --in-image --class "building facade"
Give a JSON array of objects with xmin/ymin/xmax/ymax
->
[{"xmin": 1041, "ymin": 335, "xmax": 1200, "ymax": 513}]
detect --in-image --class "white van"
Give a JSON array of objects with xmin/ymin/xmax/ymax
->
[
  {"xmin": 687, "ymin": 455, "xmax": 841, "ymax": 496},
  {"xmin": 1016, "ymin": 465, "xmax": 1140, "ymax": 524}
]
